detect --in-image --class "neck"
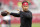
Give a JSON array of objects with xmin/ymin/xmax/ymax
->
[{"xmin": 23, "ymin": 10, "xmax": 28, "ymax": 12}]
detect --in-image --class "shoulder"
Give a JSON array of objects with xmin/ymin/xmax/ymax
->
[
  {"xmin": 19, "ymin": 11, "xmax": 23, "ymax": 13},
  {"xmin": 20, "ymin": 11, "xmax": 22, "ymax": 12},
  {"xmin": 28, "ymin": 11, "xmax": 32, "ymax": 14}
]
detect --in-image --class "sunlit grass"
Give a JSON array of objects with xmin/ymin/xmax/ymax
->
[{"xmin": 0, "ymin": 23, "xmax": 40, "ymax": 27}]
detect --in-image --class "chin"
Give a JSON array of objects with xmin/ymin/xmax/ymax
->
[{"xmin": 25, "ymin": 10, "xmax": 27, "ymax": 11}]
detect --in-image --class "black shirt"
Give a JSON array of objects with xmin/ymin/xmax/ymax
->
[{"xmin": 10, "ymin": 11, "xmax": 32, "ymax": 27}]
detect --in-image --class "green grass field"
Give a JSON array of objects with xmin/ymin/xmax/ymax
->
[{"xmin": 0, "ymin": 23, "xmax": 40, "ymax": 27}]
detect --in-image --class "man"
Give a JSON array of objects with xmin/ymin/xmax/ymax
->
[{"xmin": 10, "ymin": 1, "xmax": 32, "ymax": 27}]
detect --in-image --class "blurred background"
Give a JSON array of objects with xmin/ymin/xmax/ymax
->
[{"xmin": 0, "ymin": 0, "xmax": 40, "ymax": 27}]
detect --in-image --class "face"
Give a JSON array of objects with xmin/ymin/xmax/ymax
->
[{"xmin": 22, "ymin": 5, "xmax": 29, "ymax": 12}]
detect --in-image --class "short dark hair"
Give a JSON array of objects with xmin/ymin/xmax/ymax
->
[{"xmin": 22, "ymin": 1, "xmax": 28, "ymax": 4}]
